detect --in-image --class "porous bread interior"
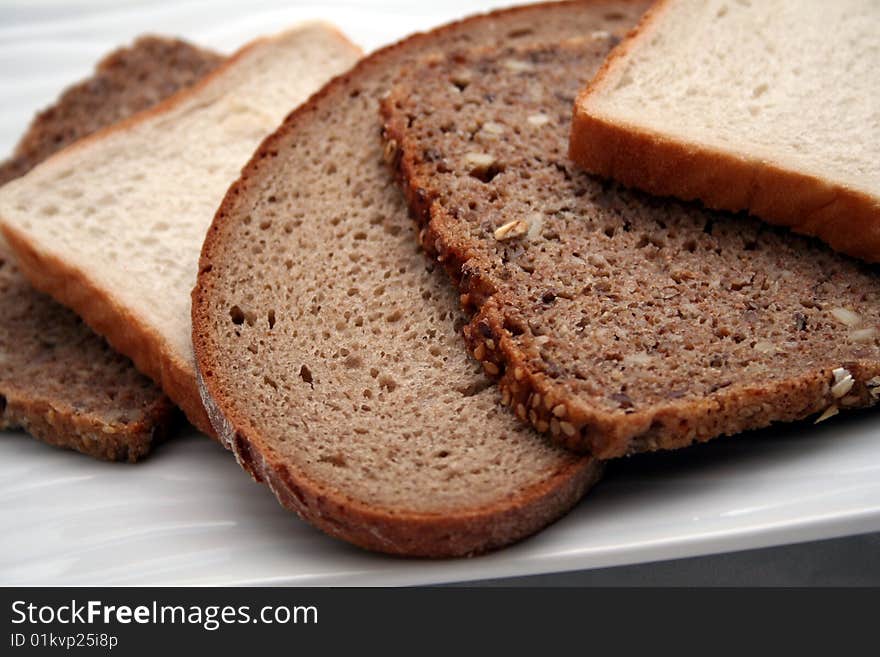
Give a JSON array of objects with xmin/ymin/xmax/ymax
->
[
  {"xmin": 196, "ymin": 6, "xmax": 647, "ymax": 514},
  {"xmin": 383, "ymin": 39, "xmax": 880, "ymax": 445},
  {"xmin": 0, "ymin": 24, "xmax": 359, "ymax": 397},
  {"xmin": 203, "ymin": 188, "xmax": 578, "ymax": 512},
  {"xmin": 586, "ymin": 0, "xmax": 879, "ymax": 197}
]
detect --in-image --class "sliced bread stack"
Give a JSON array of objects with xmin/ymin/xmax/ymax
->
[
  {"xmin": 191, "ymin": 2, "xmax": 648, "ymax": 555},
  {"xmin": 0, "ymin": 24, "xmax": 361, "ymax": 435},
  {"xmin": 8, "ymin": 0, "xmax": 875, "ymax": 557},
  {"xmin": 380, "ymin": 35, "xmax": 880, "ymax": 459},
  {"xmin": 0, "ymin": 36, "xmax": 222, "ymax": 461},
  {"xmin": 0, "ymin": 4, "xmax": 648, "ymax": 555},
  {"xmin": 569, "ymin": 0, "xmax": 880, "ymax": 262}
]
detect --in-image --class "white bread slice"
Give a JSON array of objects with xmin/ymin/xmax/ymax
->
[
  {"xmin": 0, "ymin": 23, "xmax": 361, "ymax": 434},
  {"xmin": 570, "ymin": 0, "xmax": 880, "ymax": 262}
]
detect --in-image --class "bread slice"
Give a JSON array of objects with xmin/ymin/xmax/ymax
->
[
  {"xmin": 192, "ymin": 2, "xmax": 649, "ymax": 556},
  {"xmin": 569, "ymin": 0, "xmax": 880, "ymax": 263},
  {"xmin": 0, "ymin": 24, "xmax": 361, "ymax": 435},
  {"xmin": 0, "ymin": 36, "xmax": 222, "ymax": 461},
  {"xmin": 381, "ymin": 37, "xmax": 880, "ymax": 460}
]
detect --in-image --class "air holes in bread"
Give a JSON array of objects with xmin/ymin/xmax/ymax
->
[{"xmin": 299, "ymin": 364, "xmax": 313, "ymax": 387}]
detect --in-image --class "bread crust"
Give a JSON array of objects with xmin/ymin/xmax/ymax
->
[
  {"xmin": 0, "ymin": 24, "xmax": 361, "ymax": 437},
  {"xmin": 193, "ymin": 1, "xmax": 645, "ymax": 557},
  {"xmin": 569, "ymin": 0, "xmax": 880, "ymax": 263}
]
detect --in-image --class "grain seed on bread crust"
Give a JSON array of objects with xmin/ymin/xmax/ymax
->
[
  {"xmin": 381, "ymin": 38, "xmax": 880, "ymax": 459},
  {"xmin": 0, "ymin": 37, "xmax": 220, "ymax": 460},
  {"xmin": 193, "ymin": 2, "xmax": 649, "ymax": 557}
]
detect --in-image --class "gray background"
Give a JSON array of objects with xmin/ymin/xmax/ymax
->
[{"xmin": 464, "ymin": 532, "xmax": 880, "ymax": 586}]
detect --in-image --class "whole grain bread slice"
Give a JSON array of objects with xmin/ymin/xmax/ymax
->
[
  {"xmin": 569, "ymin": 0, "xmax": 880, "ymax": 263},
  {"xmin": 193, "ymin": 1, "xmax": 648, "ymax": 556},
  {"xmin": 381, "ymin": 38, "xmax": 880, "ymax": 459},
  {"xmin": 0, "ymin": 36, "xmax": 222, "ymax": 461},
  {"xmin": 0, "ymin": 24, "xmax": 361, "ymax": 435}
]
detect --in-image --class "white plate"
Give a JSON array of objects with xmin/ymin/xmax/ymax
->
[{"xmin": 2, "ymin": 0, "xmax": 880, "ymax": 586}]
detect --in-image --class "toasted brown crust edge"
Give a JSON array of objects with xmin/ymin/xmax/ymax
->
[
  {"xmin": 0, "ymin": 24, "xmax": 361, "ymax": 438},
  {"xmin": 378, "ymin": 35, "xmax": 880, "ymax": 459},
  {"xmin": 569, "ymin": 0, "xmax": 880, "ymax": 264},
  {"xmin": 192, "ymin": 1, "xmax": 622, "ymax": 557}
]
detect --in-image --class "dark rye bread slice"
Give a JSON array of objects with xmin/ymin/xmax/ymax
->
[
  {"xmin": 0, "ymin": 37, "xmax": 222, "ymax": 461},
  {"xmin": 381, "ymin": 38, "xmax": 880, "ymax": 459},
  {"xmin": 193, "ymin": 1, "xmax": 648, "ymax": 556}
]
